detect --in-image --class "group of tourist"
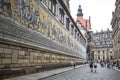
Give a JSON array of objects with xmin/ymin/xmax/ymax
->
[
  {"xmin": 100, "ymin": 61, "xmax": 118, "ymax": 69},
  {"xmin": 89, "ymin": 61, "xmax": 97, "ymax": 72},
  {"xmin": 89, "ymin": 60, "xmax": 120, "ymax": 72},
  {"xmin": 71, "ymin": 61, "xmax": 76, "ymax": 69}
]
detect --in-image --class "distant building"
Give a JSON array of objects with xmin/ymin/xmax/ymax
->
[
  {"xmin": 111, "ymin": 0, "xmax": 120, "ymax": 67},
  {"xmin": 76, "ymin": 5, "xmax": 91, "ymax": 32},
  {"xmin": 91, "ymin": 29, "xmax": 114, "ymax": 62},
  {"xmin": 75, "ymin": 4, "xmax": 92, "ymax": 61}
]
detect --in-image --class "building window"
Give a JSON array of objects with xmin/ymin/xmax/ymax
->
[
  {"xmin": 103, "ymin": 56, "xmax": 105, "ymax": 61},
  {"xmin": 79, "ymin": 36, "xmax": 82, "ymax": 42},
  {"xmin": 59, "ymin": 8, "xmax": 65, "ymax": 24},
  {"xmin": 110, "ymin": 56, "xmax": 113, "ymax": 60},
  {"xmin": 103, "ymin": 50, "xmax": 104, "ymax": 54},
  {"xmin": 66, "ymin": 18, "xmax": 70, "ymax": 30},
  {"xmin": 71, "ymin": 25, "xmax": 74, "ymax": 35},
  {"xmin": 75, "ymin": 29, "xmax": 77, "ymax": 38},
  {"xmin": 98, "ymin": 55, "xmax": 100, "ymax": 60},
  {"xmin": 48, "ymin": 0, "xmax": 52, "ymax": 9},
  {"xmin": 98, "ymin": 50, "xmax": 100, "ymax": 53},
  {"xmin": 52, "ymin": 0, "xmax": 56, "ymax": 15},
  {"xmin": 48, "ymin": 0, "xmax": 56, "ymax": 15},
  {"xmin": 77, "ymin": 33, "xmax": 79, "ymax": 41}
]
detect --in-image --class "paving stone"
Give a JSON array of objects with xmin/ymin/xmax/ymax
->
[{"xmin": 41, "ymin": 64, "xmax": 120, "ymax": 80}]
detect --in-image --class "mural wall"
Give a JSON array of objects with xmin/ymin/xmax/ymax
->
[
  {"xmin": 0, "ymin": 0, "xmax": 86, "ymax": 78},
  {"xmin": 0, "ymin": 0, "xmax": 85, "ymax": 53}
]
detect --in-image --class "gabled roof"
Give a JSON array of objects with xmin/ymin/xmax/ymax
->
[{"xmin": 76, "ymin": 17, "xmax": 91, "ymax": 31}]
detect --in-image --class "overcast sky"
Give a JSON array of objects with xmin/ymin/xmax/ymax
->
[{"xmin": 69, "ymin": 0, "xmax": 115, "ymax": 32}]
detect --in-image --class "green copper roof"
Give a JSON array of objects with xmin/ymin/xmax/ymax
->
[{"xmin": 77, "ymin": 5, "xmax": 83, "ymax": 17}]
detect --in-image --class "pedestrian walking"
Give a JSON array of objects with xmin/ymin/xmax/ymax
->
[
  {"xmin": 73, "ymin": 61, "xmax": 76, "ymax": 69},
  {"xmin": 107, "ymin": 62, "xmax": 111, "ymax": 68},
  {"xmin": 89, "ymin": 61, "xmax": 93, "ymax": 72},
  {"xmin": 71, "ymin": 61, "xmax": 74, "ymax": 68},
  {"xmin": 100, "ymin": 61, "xmax": 104, "ymax": 67},
  {"xmin": 94, "ymin": 61, "xmax": 97, "ymax": 72}
]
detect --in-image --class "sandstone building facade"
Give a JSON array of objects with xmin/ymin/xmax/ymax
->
[
  {"xmin": 91, "ymin": 29, "xmax": 114, "ymax": 62},
  {"xmin": 111, "ymin": 0, "xmax": 120, "ymax": 67}
]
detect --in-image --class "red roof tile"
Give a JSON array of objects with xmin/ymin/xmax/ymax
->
[{"xmin": 76, "ymin": 17, "xmax": 91, "ymax": 31}]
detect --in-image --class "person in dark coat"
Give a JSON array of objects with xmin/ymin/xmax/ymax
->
[
  {"xmin": 89, "ymin": 61, "xmax": 93, "ymax": 72},
  {"xmin": 73, "ymin": 61, "xmax": 76, "ymax": 69},
  {"xmin": 94, "ymin": 62, "xmax": 97, "ymax": 72}
]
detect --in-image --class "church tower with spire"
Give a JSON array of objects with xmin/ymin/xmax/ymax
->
[
  {"xmin": 76, "ymin": 4, "xmax": 91, "ymax": 31},
  {"xmin": 77, "ymin": 5, "xmax": 83, "ymax": 17}
]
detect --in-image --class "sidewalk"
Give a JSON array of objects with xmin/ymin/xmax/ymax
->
[{"xmin": 4, "ymin": 65, "xmax": 86, "ymax": 80}]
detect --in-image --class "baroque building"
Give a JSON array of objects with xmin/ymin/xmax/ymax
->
[
  {"xmin": 0, "ymin": 0, "xmax": 86, "ymax": 78},
  {"xmin": 91, "ymin": 29, "xmax": 114, "ymax": 62},
  {"xmin": 75, "ymin": 5, "xmax": 91, "ymax": 38},
  {"xmin": 111, "ymin": 0, "xmax": 120, "ymax": 67},
  {"xmin": 75, "ymin": 5, "xmax": 91, "ymax": 61}
]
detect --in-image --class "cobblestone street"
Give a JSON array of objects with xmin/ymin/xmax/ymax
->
[
  {"xmin": 40, "ymin": 64, "xmax": 120, "ymax": 80},
  {"xmin": 0, "ymin": 0, "xmax": 119, "ymax": 80}
]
